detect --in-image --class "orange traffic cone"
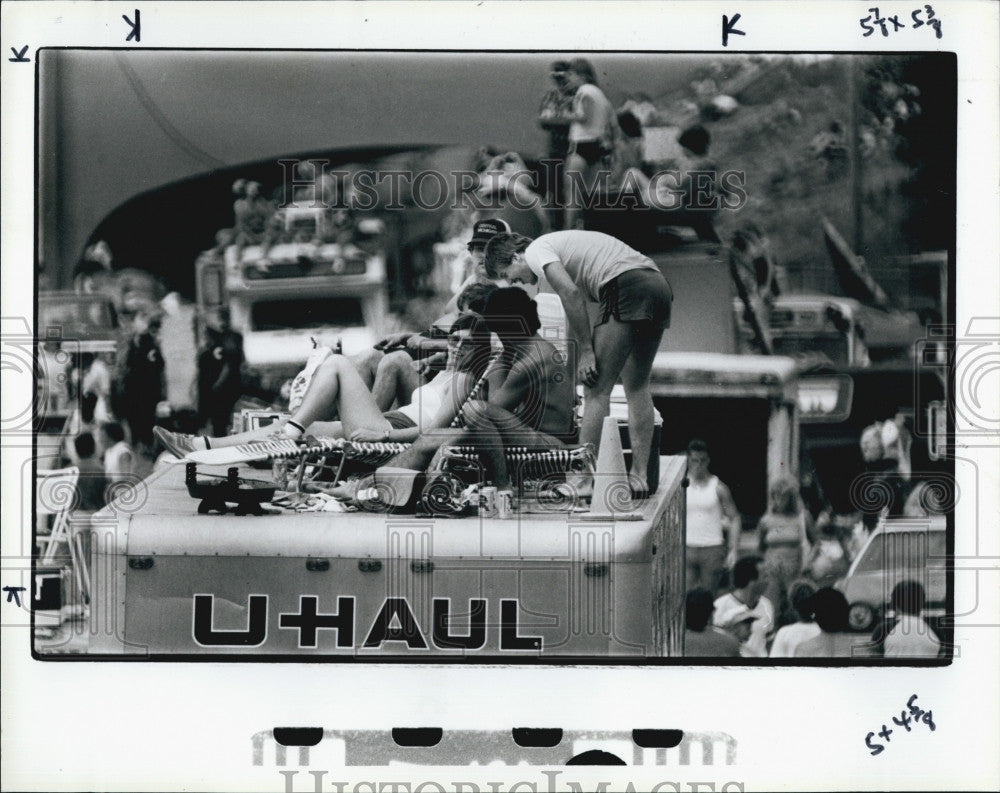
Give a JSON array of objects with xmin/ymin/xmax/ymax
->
[{"xmin": 587, "ymin": 415, "xmax": 640, "ymax": 519}]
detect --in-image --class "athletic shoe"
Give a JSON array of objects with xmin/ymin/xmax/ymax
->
[{"xmin": 153, "ymin": 426, "xmax": 201, "ymax": 459}]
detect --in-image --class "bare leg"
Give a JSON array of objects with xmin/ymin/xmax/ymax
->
[
  {"xmin": 579, "ymin": 317, "xmax": 635, "ymax": 454},
  {"xmin": 370, "ymin": 351, "xmax": 420, "ymax": 411},
  {"xmin": 464, "ymin": 401, "xmax": 567, "ymax": 490},
  {"xmin": 619, "ymin": 323, "xmax": 665, "ymax": 490},
  {"xmin": 206, "ymin": 355, "xmax": 390, "ymax": 448},
  {"xmin": 382, "ymin": 427, "xmax": 466, "ymax": 472},
  {"xmin": 348, "ymin": 348, "xmax": 384, "ymax": 390}
]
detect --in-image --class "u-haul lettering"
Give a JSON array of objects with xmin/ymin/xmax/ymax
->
[{"xmin": 192, "ymin": 595, "xmax": 543, "ymax": 651}]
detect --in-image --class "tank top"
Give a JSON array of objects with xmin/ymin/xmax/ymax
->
[
  {"xmin": 397, "ymin": 370, "xmax": 460, "ymax": 429},
  {"xmin": 686, "ymin": 475, "xmax": 724, "ymax": 547}
]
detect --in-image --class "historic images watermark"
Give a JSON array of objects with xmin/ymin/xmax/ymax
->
[
  {"xmin": 276, "ymin": 159, "xmax": 748, "ymax": 214},
  {"xmin": 277, "ymin": 771, "xmax": 746, "ymax": 793}
]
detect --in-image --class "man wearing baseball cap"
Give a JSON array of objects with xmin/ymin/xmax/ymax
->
[{"xmin": 440, "ymin": 219, "xmax": 512, "ymax": 315}]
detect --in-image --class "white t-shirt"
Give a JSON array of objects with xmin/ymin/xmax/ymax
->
[
  {"xmin": 524, "ymin": 231, "xmax": 659, "ymax": 304},
  {"xmin": 884, "ymin": 614, "xmax": 941, "ymax": 658},
  {"xmin": 769, "ymin": 621, "xmax": 822, "ymax": 658},
  {"xmin": 104, "ymin": 440, "xmax": 135, "ymax": 483},
  {"xmin": 713, "ymin": 593, "xmax": 775, "ymax": 659},
  {"xmin": 570, "ymin": 83, "xmax": 615, "ymax": 143}
]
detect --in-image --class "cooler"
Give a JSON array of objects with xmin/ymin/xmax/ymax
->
[{"xmin": 88, "ymin": 456, "xmax": 686, "ymax": 658}]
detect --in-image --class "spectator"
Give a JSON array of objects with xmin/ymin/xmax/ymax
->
[
  {"xmin": 610, "ymin": 110, "xmax": 645, "ymax": 189},
  {"xmin": 116, "ymin": 309, "xmax": 166, "ymax": 452},
  {"xmin": 720, "ymin": 607, "xmax": 759, "ymax": 656},
  {"xmin": 197, "ymin": 307, "xmax": 245, "ymax": 436},
  {"xmin": 538, "ymin": 60, "xmax": 575, "ymax": 164},
  {"xmin": 684, "ymin": 439, "xmax": 740, "ymax": 594},
  {"xmin": 793, "ymin": 587, "xmax": 860, "ymax": 658},
  {"xmin": 802, "ymin": 516, "xmax": 851, "ymax": 587},
  {"xmin": 441, "ymin": 219, "xmax": 512, "ymax": 316},
  {"xmin": 851, "ymin": 422, "xmax": 907, "ymax": 558},
  {"xmin": 73, "ymin": 432, "xmax": 108, "ymax": 512},
  {"xmin": 883, "ymin": 581, "xmax": 942, "ymax": 658},
  {"xmin": 757, "ymin": 474, "xmax": 812, "ymax": 606},
  {"xmin": 713, "ymin": 556, "xmax": 775, "ymax": 658},
  {"xmin": 233, "ymin": 180, "xmax": 273, "ymax": 246},
  {"xmin": 562, "ymin": 58, "xmax": 618, "ymax": 230},
  {"xmin": 99, "ymin": 422, "xmax": 135, "ymax": 485},
  {"xmin": 81, "ymin": 351, "xmax": 114, "ymax": 423},
  {"xmin": 63, "ymin": 392, "xmax": 101, "ymax": 466},
  {"xmin": 537, "ymin": 60, "xmax": 576, "ymax": 217},
  {"xmin": 683, "ymin": 588, "xmax": 740, "ymax": 658},
  {"xmin": 769, "ymin": 581, "xmax": 822, "ymax": 657}
]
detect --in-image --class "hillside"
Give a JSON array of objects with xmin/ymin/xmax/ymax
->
[{"xmin": 639, "ymin": 54, "xmax": 953, "ymax": 295}]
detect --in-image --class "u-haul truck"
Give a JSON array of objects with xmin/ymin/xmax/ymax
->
[{"xmin": 85, "ymin": 456, "xmax": 687, "ymax": 658}]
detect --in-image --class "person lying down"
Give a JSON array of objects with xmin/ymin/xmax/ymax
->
[{"xmin": 154, "ymin": 312, "xmax": 498, "ymax": 457}]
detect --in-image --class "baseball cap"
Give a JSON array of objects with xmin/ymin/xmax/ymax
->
[{"xmin": 469, "ymin": 218, "xmax": 511, "ymax": 246}]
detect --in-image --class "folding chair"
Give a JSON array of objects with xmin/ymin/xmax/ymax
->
[{"xmin": 36, "ymin": 466, "xmax": 90, "ymax": 602}]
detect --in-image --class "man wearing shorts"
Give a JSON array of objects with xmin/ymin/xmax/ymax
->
[{"xmin": 484, "ymin": 229, "xmax": 672, "ymax": 498}]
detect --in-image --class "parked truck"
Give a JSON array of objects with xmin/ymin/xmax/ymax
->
[{"xmin": 193, "ymin": 211, "xmax": 390, "ymax": 397}]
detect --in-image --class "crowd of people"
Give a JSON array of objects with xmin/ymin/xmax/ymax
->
[
  {"xmin": 49, "ymin": 58, "xmax": 943, "ymax": 663},
  {"xmin": 680, "ymin": 431, "xmax": 944, "ymax": 658},
  {"xmin": 156, "ymin": 217, "xmax": 672, "ymax": 508}
]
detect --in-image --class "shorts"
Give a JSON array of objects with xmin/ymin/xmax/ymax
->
[
  {"xmin": 568, "ymin": 139, "xmax": 611, "ymax": 167},
  {"xmin": 382, "ymin": 411, "xmax": 418, "ymax": 430},
  {"xmin": 597, "ymin": 268, "xmax": 673, "ymax": 328}
]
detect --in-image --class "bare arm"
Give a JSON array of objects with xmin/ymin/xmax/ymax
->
[
  {"xmin": 717, "ymin": 480, "xmax": 741, "ymax": 562},
  {"xmin": 542, "ymin": 261, "xmax": 597, "ymax": 386},
  {"xmin": 485, "ymin": 354, "xmax": 536, "ymax": 414},
  {"xmin": 565, "ymin": 90, "xmax": 591, "ymax": 123}
]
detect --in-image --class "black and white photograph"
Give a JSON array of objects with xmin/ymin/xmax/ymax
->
[
  {"xmin": 28, "ymin": 47, "xmax": 959, "ymax": 661},
  {"xmin": 3, "ymin": 1, "xmax": 998, "ymax": 791}
]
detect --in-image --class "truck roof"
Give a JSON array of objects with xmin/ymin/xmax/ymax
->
[{"xmin": 650, "ymin": 351, "xmax": 798, "ymax": 399}]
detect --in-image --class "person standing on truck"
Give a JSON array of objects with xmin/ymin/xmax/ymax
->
[
  {"xmin": 684, "ymin": 439, "xmax": 740, "ymax": 593},
  {"xmin": 484, "ymin": 230, "xmax": 672, "ymax": 500}
]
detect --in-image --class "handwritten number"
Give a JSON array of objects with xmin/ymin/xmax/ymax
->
[
  {"xmin": 892, "ymin": 712, "xmax": 913, "ymax": 732},
  {"xmin": 911, "ymin": 8, "xmax": 924, "ymax": 26},
  {"xmin": 923, "ymin": 711, "xmax": 936, "ymax": 731},
  {"xmin": 865, "ymin": 732, "xmax": 885, "ymax": 756}
]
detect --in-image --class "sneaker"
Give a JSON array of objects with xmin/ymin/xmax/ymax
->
[{"xmin": 153, "ymin": 426, "xmax": 201, "ymax": 459}]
